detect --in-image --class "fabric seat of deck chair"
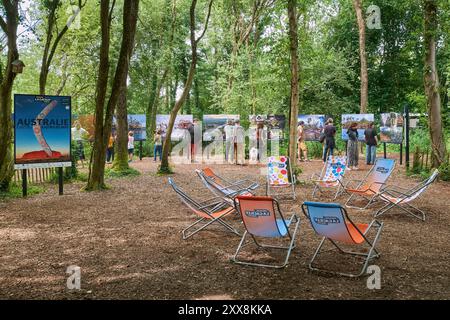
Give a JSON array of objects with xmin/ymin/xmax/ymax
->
[
  {"xmin": 168, "ymin": 178, "xmax": 240, "ymax": 239},
  {"xmin": 302, "ymin": 201, "xmax": 383, "ymax": 277},
  {"xmin": 345, "ymin": 158, "xmax": 395, "ymax": 209},
  {"xmin": 196, "ymin": 169, "xmax": 256, "ymax": 200},
  {"xmin": 231, "ymin": 195, "xmax": 300, "ymax": 268},
  {"xmin": 375, "ymin": 169, "xmax": 439, "ymax": 221},
  {"xmin": 267, "ymin": 156, "xmax": 296, "ymax": 200},
  {"xmin": 311, "ymin": 155, "xmax": 347, "ymax": 199}
]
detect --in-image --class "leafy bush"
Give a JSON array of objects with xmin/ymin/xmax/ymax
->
[
  {"xmin": 438, "ymin": 161, "xmax": 450, "ymax": 181},
  {"xmin": 0, "ymin": 183, "xmax": 45, "ymax": 199}
]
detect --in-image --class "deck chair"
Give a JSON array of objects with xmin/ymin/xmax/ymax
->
[
  {"xmin": 311, "ymin": 155, "xmax": 347, "ymax": 200},
  {"xmin": 375, "ymin": 169, "xmax": 439, "ymax": 221},
  {"xmin": 266, "ymin": 156, "xmax": 296, "ymax": 200},
  {"xmin": 344, "ymin": 158, "xmax": 395, "ymax": 210},
  {"xmin": 168, "ymin": 178, "xmax": 240, "ymax": 239},
  {"xmin": 302, "ymin": 201, "xmax": 383, "ymax": 277},
  {"xmin": 231, "ymin": 195, "xmax": 300, "ymax": 268},
  {"xmin": 196, "ymin": 168, "xmax": 259, "ymax": 203}
]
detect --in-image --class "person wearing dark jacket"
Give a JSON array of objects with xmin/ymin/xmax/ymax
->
[
  {"xmin": 347, "ymin": 122, "xmax": 359, "ymax": 170},
  {"xmin": 323, "ymin": 118, "xmax": 336, "ymax": 162}
]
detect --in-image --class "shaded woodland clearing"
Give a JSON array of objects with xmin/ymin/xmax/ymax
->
[{"xmin": 0, "ymin": 159, "xmax": 448, "ymax": 299}]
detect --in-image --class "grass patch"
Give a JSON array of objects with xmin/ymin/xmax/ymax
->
[
  {"xmin": 0, "ymin": 183, "xmax": 46, "ymax": 200},
  {"xmin": 105, "ymin": 167, "xmax": 141, "ymax": 179}
]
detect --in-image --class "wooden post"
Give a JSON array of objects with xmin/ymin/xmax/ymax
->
[
  {"xmin": 22, "ymin": 169, "xmax": 27, "ymax": 197},
  {"xmin": 58, "ymin": 167, "xmax": 64, "ymax": 195}
]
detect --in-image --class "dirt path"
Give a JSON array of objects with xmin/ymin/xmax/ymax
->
[{"xmin": 0, "ymin": 158, "xmax": 449, "ymax": 299}]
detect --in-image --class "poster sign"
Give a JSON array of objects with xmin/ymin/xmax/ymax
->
[
  {"xmin": 380, "ymin": 112, "xmax": 404, "ymax": 144},
  {"xmin": 267, "ymin": 115, "xmax": 286, "ymax": 140},
  {"xmin": 202, "ymin": 114, "xmax": 239, "ymax": 141},
  {"xmin": 297, "ymin": 114, "xmax": 326, "ymax": 141},
  {"xmin": 112, "ymin": 114, "xmax": 147, "ymax": 141},
  {"xmin": 156, "ymin": 114, "xmax": 193, "ymax": 141},
  {"xmin": 341, "ymin": 114, "xmax": 374, "ymax": 141},
  {"xmin": 14, "ymin": 94, "xmax": 71, "ymax": 169}
]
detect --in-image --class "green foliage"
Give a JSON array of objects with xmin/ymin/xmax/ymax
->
[
  {"xmin": 438, "ymin": 160, "xmax": 450, "ymax": 181},
  {"xmin": 0, "ymin": 183, "xmax": 45, "ymax": 200},
  {"xmin": 105, "ymin": 167, "xmax": 140, "ymax": 179}
]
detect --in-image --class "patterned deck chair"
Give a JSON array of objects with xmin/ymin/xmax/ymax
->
[
  {"xmin": 266, "ymin": 156, "xmax": 296, "ymax": 200},
  {"xmin": 196, "ymin": 168, "xmax": 259, "ymax": 203},
  {"xmin": 232, "ymin": 195, "xmax": 301, "ymax": 268},
  {"xmin": 168, "ymin": 178, "xmax": 240, "ymax": 239},
  {"xmin": 375, "ymin": 169, "xmax": 439, "ymax": 221},
  {"xmin": 311, "ymin": 155, "xmax": 347, "ymax": 200},
  {"xmin": 302, "ymin": 201, "xmax": 383, "ymax": 277},
  {"xmin": 344, "ymin": 158, "xmax": 395, "ymax": 210}
]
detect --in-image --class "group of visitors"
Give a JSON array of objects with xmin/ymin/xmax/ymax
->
[{"xmin": 297, "ymin": 118, "xmax": 379, "ymax": 168}]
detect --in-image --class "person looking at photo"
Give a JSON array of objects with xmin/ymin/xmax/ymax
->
[
  {"xmin": 224, "ymin": 119, "xmax": 234, "ymax": 163},
  {"xmin": 297, "ymin": 121, "xmax": 309, "ymax": 162},
  {"xmin": 346, "ymin": 122, "xmax": 359, "ymax": 170},
  {"xmin": 71, "ymin": 120, "xmax": 88, "ymax": 168},
  {"xmin": 364, "ymin": 122, "xmax": 378, "ymax": 165},
  {"xmin": 322, "ymin": 118, "xmax": 336, "ymax": 163},
  {"xmin": 233, "ymin": 120, "xmax": 245, "ymax": 165},
  {"xmin": 127, "ymin": 131, "xmax": 135, "ymax": 163}
]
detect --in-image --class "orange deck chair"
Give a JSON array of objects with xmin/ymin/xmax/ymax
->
[
  {"xmin": 232, "ymin": 195, "xmax": 301, "ymax": 268},
  {"xmin": 169, "ymin": 178, "xmax": 240, "ymax": 239},
  {"xmin": 344, "ymin": 158, "xmax": 395, "ymax": 209}
]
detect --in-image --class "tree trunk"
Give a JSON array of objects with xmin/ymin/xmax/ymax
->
[
  {"xmin": 0, "ymin": 0, "xmax": 19, "ymax": 192},
  {"xmin": 86, "ymin": 0, "xmax": 139, "ymax": 190},
  {"xmin": 288, "ymin": 0, "xmax": 299, "ymax": 163},
  {"xmin": 112, "ymin": 89, "xmax": 129, "ymax": 171},
  {"xmin": 159, "ymin": 0, "xmax": 213, "ymax": 173},
  {"xmin": 353, "ymin": 0, "xmax": 368, "ymax": 113},
  {"xmin": 423, "ymin": 0, "xmax": 447, "ymax": 168}
]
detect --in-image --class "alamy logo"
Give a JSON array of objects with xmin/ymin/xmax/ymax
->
[
  {"xmin": 314, "ymin": 216, "xmax": 340, "ymax": 225},
  {"xmin": 66, "ymin": 265, "xmax": 81, "ymax": 290},
  {"xmin": 245, "ymin": 209, "xmax": 270, "ymax": 218}
]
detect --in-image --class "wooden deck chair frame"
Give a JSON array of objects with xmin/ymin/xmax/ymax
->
[
  {"xmin": 232, "ymin": 196, "xmax": 301, "ymax": 268},
  {"xmin": 168, "ymin": 178, "xmax": 240, "ymax": 239},
  {"xmin": 311, "ymin": 155, "xmax": 347, "ymax": 200},
  {"xmin": 195, "ymin": 169, "xmax": 258, "ymax": 203},
  {"xmin": 302, "ymin": 202, "xmax": 383, "ymax": 277},
  {"xmin": 344, "ymin": 158, "xmax": 396, "ymax": 210},
  {"xmin": 375, "ymin": 169, "xmax": 439, "ymax": 221},
  {"xmin": 266, "ymin": 156, "xmax": 296, "ymax": 200}
]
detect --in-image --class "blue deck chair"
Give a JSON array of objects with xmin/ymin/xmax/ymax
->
[
  {"xmin": 302, "ymin": 201, "xmax": 383, "ymax": 277},
  {"xmin": 232, "ymin": 195, "xmax": 301, "ymax": 268},
  {"xmin": 344, "ymin": 158, "xmax": 395, "ymax": 210},
  {"xmin": 169, "ymin": 178, "xmax": 240, "ymax": 239}
]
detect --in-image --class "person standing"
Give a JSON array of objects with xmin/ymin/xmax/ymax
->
[
  {"xmin": 297, "ymin": 121, "xmax": 309, "ymax": 162},
  {"xmin": 127, "ymin": 131, "xmax": 135, "ymax": 163},
  {"xmin": 233, "ymin": 120, "xmax": 245, "ymax": 165},
  {"xmin": 153, "ymin": 130, "xmax": 163, "ymax": 162},
  {"xmin": 347, "ymin": 122, "xmax": 359, "ymax": 170},
  {"xmin": 224, "ymin": 119, "xmax": 234, "ymax": 163},
  {"xmin": 364, "ymin": 122, "xmax": 378, "ymax": 165},
  {"xmin": 106, "ymin": 133, "xmax": 115, "ymax": 164},
  {"xmin": 323, "ymin": 118, "xmax": 336, "ymax": 163},
  {"xmin": 71, "ymin": 120, "xmax": 88, "ymax": 168}
]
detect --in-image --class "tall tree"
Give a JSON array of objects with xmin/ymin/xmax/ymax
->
[
  {"xmin": 159, "ymin": 0, "xmax": 213, "ymax": 173},
  {"xmin": 86, "ymin": 0, "xmax": 139, "ymax": 190},
  {"xmin": 353, "ymin": 0, "xmax": 368, "ymax": 113},
  {"xmin": 423, "ymin": 0, "xmax": 447, "ymax": 168},
  {"xmin": 39, "ymin": 0, "xmax": 86, "ymax": 95},
  {"xmin": 0, "ymin": 0, "xmax": 19, "ymax": 192},
  {"xmin": 287, "ymin": 0, "xmax": 299, "ymax": 163}
]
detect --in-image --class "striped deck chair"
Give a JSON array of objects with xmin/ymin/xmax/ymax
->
[
  {"xmin": 168, "ymin": 178, "xmax": 240, "ymax": 239},
  {"xmin": 375, "ymin": 169, "xmax": 439, "ymax": 221},
  {"xmin": 302, "ymin": 201, "xmax": 383, "ymax": 277},
  {"xmin": 196, "ymin": 168, "xmax": 259, "ymax": 203},
  {"xmin": 266, "ymin": 156, "xmax": 296, "ymax": 200},
  {"xmin": 344, "ymin": 158, "xmax": 395, "ymax": 210},
  {"xmin": 311, "ymin": 155, "xmax": 347, "ymax": 199},
  {"xmin": 232, "ymin": 195, "xmax": 301, "ymax": 268}
]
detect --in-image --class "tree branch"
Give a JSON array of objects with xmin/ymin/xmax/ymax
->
[{"xmin": 195, "ymin": 0, "xmax": 213, "ymax": 44}]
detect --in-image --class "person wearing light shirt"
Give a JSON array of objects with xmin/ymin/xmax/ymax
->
[
  {"xmin": 233, "ymin": 120, "xmax": 245, "ymax": 165},
  {"xmin": 71, "ymin": 120, "xmax": 88, "ymax": 167},
  {"xmin": 223, "ymin": 119, "xmax": 234, "ymax": 163}
]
